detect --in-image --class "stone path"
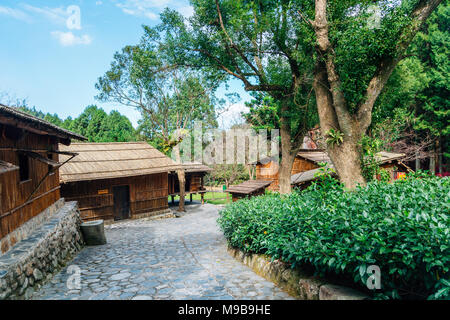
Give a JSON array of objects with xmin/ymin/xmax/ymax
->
[{"xmin": 32, "ymin": 203, "xmax": 294, "ymax": 300}]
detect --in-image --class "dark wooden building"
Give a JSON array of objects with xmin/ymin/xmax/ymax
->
[
  {"xmin": 168, "ymin": 162, "xmax": 212, "ymax": 204},
  {"xmin": 0, "ymin": 104, "xmax": 85, "ymax": 251},
  {"xmin": 59, "ymin": 142, "xmax": 179, "ymax": 222},
  {"xmin": 256, "ymin": 150, "xmax": 331, "ymax": 191},
  {"xmin": 291, "ymin": 151, "xmax": 411, "ymax": 189},
  {"xmin": 226, "ymin": 180, "xmax": 272, "ymax": 202}
]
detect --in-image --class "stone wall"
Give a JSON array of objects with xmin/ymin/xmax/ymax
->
[
  {"xmin": 228, "ymin": 247, "xmax": 369, "ymax": 300},
  {"xmin": 0, "ymin": 198, "xmax": 65, "ymax": 255},
  {"xmin": 0, "ymin": 201, "xmax": 84, "ymax": 300}
]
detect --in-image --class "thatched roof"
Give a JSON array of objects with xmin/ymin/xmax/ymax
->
[
  {"xmin": 0, "ymin": 104, "xmax": 86, "ymax": 144},
  {"xmin": 296, "ymin": 150, "xmax": 331, "ymax": 164},
  {"xmin": 375, "ymin": 151, "xmax": 406, "ymax": 164},
  {"xmin": 252, "ymin": 149, "xmax": 331, "ymax": 165},
  {"xmin": 59, "ymin": 142, "xmax": 180, "ymax": 183},
  {"xmin": 226, "ymin": 179, "xmax": 273, "ymax": 195},
  {"xmin": 291, "ymin": 165, "xmax": 335, "ymax": 185},
  {"xmin": 179, "ymin": 162, "xmax": 213, "ymax": 173}
]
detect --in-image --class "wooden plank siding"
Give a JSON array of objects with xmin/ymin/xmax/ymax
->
[
  {"xmin": 61, "ymin": 172, "xmax": 169, "ymax": 222},
  {"xmin": 168, "ymin": 173, "xmax": 206, "ymax": 195},
  {"xmin": 0, "ymin": 127, "xmax": 61, "ymax": 239},
  {"xmin": 256, "ymin": 157, "xmax": 319, "ymax": 191}
]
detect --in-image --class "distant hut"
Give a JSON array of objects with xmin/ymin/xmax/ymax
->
[
  {"xmin": 255, "ymin": 149, "xmax": 331, "ymax": 191},
  {"xmin": 0, "ymin": 105, "xmax": 85, "ymax": 253},
  {"xmin": 291, "ymin": 151, "xmax": 411, "ymax": 190},
  {"xmin": 226, "ymin": 180, "xmax": 272, "ymax": 202},
  {"xmin": 59, "ymin": 142, "xmax": 179, "ymax": 222},
  {"xmin": 168, "ymin": 162, "xmax": 212, "ymax": 204}
]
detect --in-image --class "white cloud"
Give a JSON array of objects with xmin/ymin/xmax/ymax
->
[
  {"xmin": 0, "ymin": 6, "xmax": 31, "ymax": 22},
  {"xmin": 51, "ymin": 31, "xmax": 92, "ymax": 47},
  {"xmin": 21, "ymin": 4, "xmax": 68, "ymax": 26}
]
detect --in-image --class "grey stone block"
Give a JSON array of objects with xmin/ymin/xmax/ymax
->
[
  {"xmin": 319, "ymin": 284, "xmax": 369, "ymax": 300},
  {"xmin": 80, "ymin": 220, "xmax": 107, "ymax": 246}
]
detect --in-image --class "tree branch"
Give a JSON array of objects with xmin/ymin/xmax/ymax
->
[
  {"xmin": 314, "ymin": 0, "xmax": 353, "ymax": 136},
  {"xmin": 356, "ymin": 0, "xmax": 443, "ymax": 133},
  {"xmin": 215, "ymin": 0, "xmax": 263, "ymax": 81}
]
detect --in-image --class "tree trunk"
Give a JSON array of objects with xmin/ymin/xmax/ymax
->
[
  {"xmin": 279, "ymin": 116, "xmax": 295, "ymax": 194},
  {"xmin": 430, "ymin": 145, "xmax": 436, "ymax": 175},
  {"xmin": 313, "ymin": 61, "xmax": 366, "ymax": 189},
  {"xmin": 174, "ymin": 145, "xmax": 186, "ymax": 212},
  {"xmin": 415, "ymin": 150, "xmax": 421, "ymax": 171},
  {"xmin": 176, "ymin": 169, "xmax": 186, "ymax": 212},
  {"xmin": 326, "ymin": 139, "xmax": 366, "ymax": 189},
  {"xmin": 279, "ymin": 151, "xmax": 295, "ymax": 194},
  {"xmin": 312, "ymin": 0, "xmax": 442, "ymax": 190},
  {"xmin": 438, "ymin": 139, "xmax": 442, "ymax": 174}
]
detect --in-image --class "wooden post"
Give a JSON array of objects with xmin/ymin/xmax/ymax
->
[
  {"xmin": 190, "ymin": 193, "xmax": 193, "ymax": 203},
  {"xmin": 415, "ymin": 151, "xmax": 421, "ymax": 171},
  {"xmin": 171, "ymin": 195, "xmax": 174, "ymax": 205},
  {"xmin": 437, "ymin": 140, "xmax": 442, "ymax": 174},
  {"xmin": 430, "ymin": 151, "xmax": 436, "ymax": 175},
  {"xmin": 201, "ymin": 193, "xmax": 204, "ymax": 205}
]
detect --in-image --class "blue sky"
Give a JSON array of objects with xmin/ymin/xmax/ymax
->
[{"xmin": 0, "ymin": 0, "xmax": 251, "ymax": 128}]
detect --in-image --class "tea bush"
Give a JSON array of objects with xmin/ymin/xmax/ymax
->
[{"xmin": 218, "ymin": 175, "xmax": 449, "ymax": 299}]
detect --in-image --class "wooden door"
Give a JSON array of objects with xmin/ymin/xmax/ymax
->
[{"xmin": 113, "ymin": 186, "xmax": 130, "ymax": 221}]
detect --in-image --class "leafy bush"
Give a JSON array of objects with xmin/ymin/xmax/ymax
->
[{"xmin": 218, "ymin": 175, "xmax": 450, "ymax": 299}]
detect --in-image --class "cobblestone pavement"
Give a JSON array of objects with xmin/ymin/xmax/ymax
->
[{"xmin": 32, "ymin": 203, "xmax": 294, "ymax": 300}]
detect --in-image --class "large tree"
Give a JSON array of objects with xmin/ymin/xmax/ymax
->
[
  {"xmin": 156, "ymin": 0, "xmax": 442, "ymax": 190},
  {"xmin": 96, "ymin": 40, "xmax": 219, "ymax": 211},
  {"xmin": 156, "ymin": 1, "xmax": 318, "ymax": 193},
  {"xmin": 311, "ymin": 0, "xmax": 442, "ymax": 188}
]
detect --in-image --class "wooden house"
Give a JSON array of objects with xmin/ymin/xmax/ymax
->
[
  {"xmin": 256, "ymin": 150, "xmax": 331, "ymax": 191},
  {"xmin": 0, "ymin": 105, "xmax": 85, "ymax": 250},
  {"xmin": 226, "ymin": 180, "xmax": 272, "ymax": 202},
  {"xmin": 168, "ymin": 162, "xmax": 212, "ymax": 204},
  {"xmin": 291, "ymin": 151, "xmax": 410, "ymax": 189},
  {"xmin": 59, "ymin": 142, "xmax": 179, "ymax": 222}
]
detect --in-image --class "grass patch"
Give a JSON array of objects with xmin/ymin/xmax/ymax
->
[{"xmin": 169, "ymin": 192, "xmax": 231, "ymax": 205}]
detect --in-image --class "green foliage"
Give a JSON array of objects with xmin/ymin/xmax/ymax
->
[
  {"xmin": 359, "ymin": 135, "xmax": 390, "ymax": 182},
  {"xmin": 373, "ymin": 1, "xmax": 449, "ymax": 158},
  {"xmin": 411, "ymin": 1, "xmax": 450, "ymax": 142},
  {"xmin": 218, "ymin": 175, "xmax": 450, "ymax": 299},
  {"xmin": 155, "ymin": 1, "xmax": 319, "ymax": 152},
  {"xmin": 96, "ymin": 28, "xmax": 220, "ymax": 155},
  {"xmin": 205, "ymin": 164, "xmax": 249, "ymax": 187},
  {"xmin": 17, "ymin": 104, "xmax": 136, "ymax": 143},
  {"xmin": 325, "ymin": 128, "xmax": 344, "ymax": 147},
  {"xmin": 311, "ymin": 163, "xmax": 340, "ymax": 190}
]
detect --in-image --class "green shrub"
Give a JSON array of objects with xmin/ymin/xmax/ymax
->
[{"xmin": 218, "ymin": 175, "xmax": 450, "ymax": 299}]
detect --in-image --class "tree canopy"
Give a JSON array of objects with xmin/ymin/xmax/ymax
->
[{"xmin": 17, "ymin": 104, "xmax": 136, "ymax": 143}]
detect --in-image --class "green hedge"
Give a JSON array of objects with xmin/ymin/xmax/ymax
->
[{"xmin": 218, "ymin": 175, "xmax": 450, "ymax": 299}]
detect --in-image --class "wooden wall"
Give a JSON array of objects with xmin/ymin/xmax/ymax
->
[
  {"xmin": 61, "ymin": 172, "xmax": 169, "ymax": 222},
  {"xmin": 168, "ymin": 173, "xmax": 205, "ymax": 195},
  {"xmin": 256, "ymin": 157, "xmax": 319, "ymax": 191},
  {"xmin": 231, "ymin": 189, "xmax": 266, "ymax": 202},
  {"xmin": 0, "ymin": 125, "xmax": 60, "ymax": 240}
]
